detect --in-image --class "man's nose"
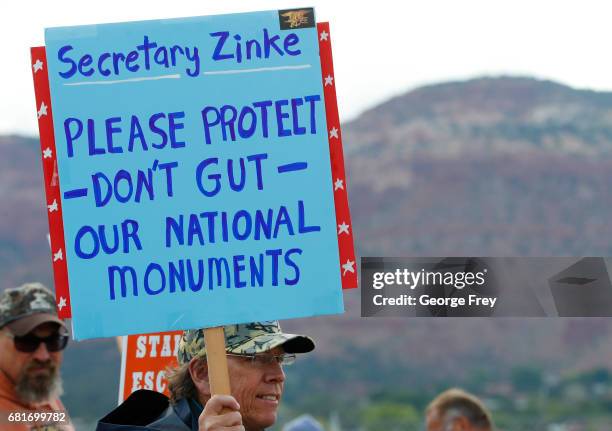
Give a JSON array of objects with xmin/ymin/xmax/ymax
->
[
  {"xmin": 264, "ymin": 360, "xmax": 285, "ymax": 383},
  {"xmin": 31, "ymin": 341, "xmax": 51, "ymax": 361}
]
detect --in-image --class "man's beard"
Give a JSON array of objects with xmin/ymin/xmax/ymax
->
[{"xmin": 14, "ymin": 359, "xmax": 63, "ymax": 404}]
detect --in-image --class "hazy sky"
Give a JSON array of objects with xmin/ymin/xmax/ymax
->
[{"xmin": 4, "ymin": 0, "xmax": 612, "ymax": 135}]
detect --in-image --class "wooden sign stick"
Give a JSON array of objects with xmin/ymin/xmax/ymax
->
[{"xmin": 204, "ymin": 327, "xmax": 231, "ymax": 396}]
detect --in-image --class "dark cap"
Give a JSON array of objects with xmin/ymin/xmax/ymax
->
[{"xmin": 0, "ymin": 282, "xmax": 66, "ymax": 336}]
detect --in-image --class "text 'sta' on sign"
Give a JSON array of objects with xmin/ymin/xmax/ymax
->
[{"xmin": 118, "ymin": 331, "xmax": 182, "ymax": 402}]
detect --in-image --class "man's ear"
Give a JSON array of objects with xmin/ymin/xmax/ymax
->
[{"xmin": 188, "ymin": 358, "xmax": 211, "ymax": 397}]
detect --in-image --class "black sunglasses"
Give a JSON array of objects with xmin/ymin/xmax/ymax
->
[{"xmin": 11, "ymin": 333, "xmax": 69, "ymax": 353}]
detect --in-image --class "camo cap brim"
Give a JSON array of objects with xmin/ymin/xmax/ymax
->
[
  {"xmin": 178, "ymin": 321, "xmax": 314, "ymax": 365},
  {"xmin": 227, "ymin": 331, "xmax": 314, "ymax": 356}
]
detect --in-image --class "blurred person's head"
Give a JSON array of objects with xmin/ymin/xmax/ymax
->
[
  {"xmin": 168, "ymin": 321, "xmax": 315, "ymax": 431},
  {"xmin": 426, "ymin": 388, "xmax": 494, "ymax": 431},
  {"xmin": 282, "ymin": 414, "xmax": 325, "ymax": 431},
  {"xmin": 0, "ymin": 282, "xmax": 68, "ymax": 404}
]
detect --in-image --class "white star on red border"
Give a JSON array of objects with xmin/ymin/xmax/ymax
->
[
  {"xmin": 324, "ymin": 75, "xmax": 334, "ymax": 86},
  {"xmin": 334, "ymin": 178, "xmax": 344, "ymax": 191},
  {"xmin": 43, "ymin": 147, "xmax": 53, "ymax": 159},
  {"xmin": 48, "ymin": 199, "xmax": 58, "ymax": 213},
  {"xmin": 319, "ymin": 30, "xmax": 329, "ymax": 41},
  {"xmin": 33, "ymin": 59, "xmax": 44, "ymax": 73},
  {"xmin": 53, "ymin": 248, "xmax": 63, "ymax": 262},
  {"xmin": 342, "ymin": 260, "xmax": 355, "ymax": 276},
  {"xmin": 37, "ymin": 102, "xmax": 48, "ymax": 119},
  {"xmin": 329, "ymin": 127, "xmax": 339, "ymax": 139},
  {"xmin": 338, "ymin": 222, "xmax": 350, "ymax": 235},
  {"xmin": 57, "ymin": 297, "xmax": 67, "ymax": 311}
]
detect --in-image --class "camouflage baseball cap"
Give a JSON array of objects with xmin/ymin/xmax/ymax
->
[
  {"xmin": 0, "ymin": 282, "xmax": 66, "ymax": 336},
  {"xmin": 178, "ymin": 321, "xmax": 315, "ymax": 364}
]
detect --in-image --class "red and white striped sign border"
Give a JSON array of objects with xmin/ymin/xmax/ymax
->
[
  {"xmin": 30, "ymin": 46, "xmax": 72, "ymax": 318},
  {"xmin": 318, "ymin": 23, "xmax": 358, "ymax": 289}
]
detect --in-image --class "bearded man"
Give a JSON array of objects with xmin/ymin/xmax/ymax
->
[{"xmin": 0, "ymin": 282, "xmax": 73, "ymax": 430}]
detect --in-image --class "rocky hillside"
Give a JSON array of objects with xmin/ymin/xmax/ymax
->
[{"xmin": 344, "ymin": 77, "xmax": 612, "ymax": 257}]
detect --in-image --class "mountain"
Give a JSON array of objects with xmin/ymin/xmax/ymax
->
[
  {"xmin": 4, "ymin": 77, "xmax": 612, "ymax": 423},
  {"xmin": 344, "ymin": 76, "xmax": 612, "ymax": 257},
  {"xmin": 0, "ymin": 135, "xmax": 53, "ymax": 288}
]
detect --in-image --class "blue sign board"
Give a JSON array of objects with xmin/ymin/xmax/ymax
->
[{"xmin": 44, "ymin": 9, "xmax": 344, "ymax": 339}]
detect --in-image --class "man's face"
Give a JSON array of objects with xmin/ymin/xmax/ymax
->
[
  {"xmin": 227, "ymin": 346, "xmax": 286, "ymax": 431},
  {"xmin": 0, "ymin": 322, "xmax": 64, "ymax": 404}
]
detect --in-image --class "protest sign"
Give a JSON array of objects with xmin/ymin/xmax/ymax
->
[
  {"xmin": 118, "ymin": 331, "xmax": 182, "ymax": 402},
  {"xmin": 31, "ymin": 9, "xmax": 355, "ymax": 340}
]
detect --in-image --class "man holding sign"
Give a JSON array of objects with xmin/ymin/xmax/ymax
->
[
  {"xmin": 33, "ymin": 8, "xmax": 353, "ymax": 430},
  {"xmin": 97, "ymin": 321, "xmax": 314, "ymax": 430}
]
